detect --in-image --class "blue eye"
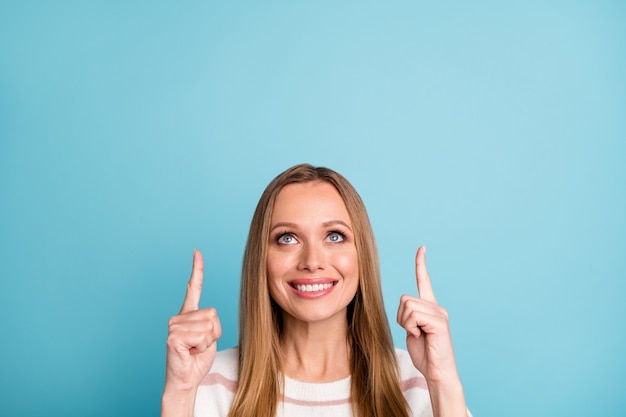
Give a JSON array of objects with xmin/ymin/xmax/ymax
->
[
  {"xmin": 278, "ymin": 233, "xmax": 297, "ymax": 245},
  {"xmin": 327, "ymin": 231, "xmax": 345, "ymax": 243}
]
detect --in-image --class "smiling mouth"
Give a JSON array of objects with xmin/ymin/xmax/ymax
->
[{"xmin": 290, "ymin": 281, "xmax": 337, "ymax": 292}]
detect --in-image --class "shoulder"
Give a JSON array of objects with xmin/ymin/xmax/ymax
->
[
  {"xmin": 393, "ymin": 348, "xmax": 472, "ymax": 417},
  {"xmin": 212, "ymin": 347, "xmax": 239, "ymax": 378},
  {"xmin": 394, "ymin": 347, "xmax": 434, "ymax": 416},
  {"xmin": 199, "ymin": 347, "xmax": 239, "ymax": 386},
  {"xmin": 195, "ymin": 348, "xmax": 239, "ymax": 416},
  {"xmin": 394, "ymin": 347, "xmax": 427, "ymax": 388}
]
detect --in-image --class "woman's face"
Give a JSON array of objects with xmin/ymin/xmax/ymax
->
[{"xmin": 267, "ymin": 181, "xmax": 359, "ymax": 325}]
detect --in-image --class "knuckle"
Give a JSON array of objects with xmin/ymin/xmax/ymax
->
[
  {"xmin": 168, "ymin": 315, "xmax": 179, "ymax": 328},
  {"xmin": 202, "ymin": 308, "xmax": 219, "ymax": 322},
  {"xmin": 204, "ymin": 320, "xmax": 214, "ymax": 333},
  {"xmin": 166, "ymin": 333, "xmax": 179, "ymax": 348},
  {"xmin": 167, "ymin": 322, "xmax": 180, "ymax": 334}
]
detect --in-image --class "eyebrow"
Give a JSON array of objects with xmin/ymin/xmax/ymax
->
[{"xmin": 269, "ymin": 220, "xmax": 353, "ymax": 233}]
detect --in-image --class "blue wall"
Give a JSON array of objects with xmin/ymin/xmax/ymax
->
[{"xmin": 1, "ymin": 1, "xmax": 625, "ymax": 416}]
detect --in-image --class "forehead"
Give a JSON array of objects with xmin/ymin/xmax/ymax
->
[{"xmin": 271, "ymin": 181, "xmax": 351, "ymax": 223}]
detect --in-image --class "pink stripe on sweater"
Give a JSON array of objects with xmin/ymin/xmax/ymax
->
[
  {"xmin": 400, "ymin": 376, "xmax": 428, "ymax": 391},
  {"xmin": 200, "ymin": 372, "xmax": 238, "ymax": 392}
]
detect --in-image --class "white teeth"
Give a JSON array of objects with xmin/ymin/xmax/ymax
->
[{"xmin": 295, "ymin": 283, "xmax": 333, "ymax": 292}]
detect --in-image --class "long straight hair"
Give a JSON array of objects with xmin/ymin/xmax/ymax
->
[{"xmin": 228, "ymin": 164, "xmax": 410, "ymax": 417}]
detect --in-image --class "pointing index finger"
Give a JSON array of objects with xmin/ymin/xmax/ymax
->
[
  {"xmin": 180, "ymin": 249, "xmax": 204, "ymax": 314},
  {"xmin": 415, "ymin": 245, "xmax": 437, "ymax": 303}
]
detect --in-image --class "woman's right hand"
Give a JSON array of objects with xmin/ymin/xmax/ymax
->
[{"xmin": 162, "ymin": 250, "xmax": 222, "ymax": 417}]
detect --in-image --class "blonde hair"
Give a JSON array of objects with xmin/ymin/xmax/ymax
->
[{"xmin": 228, "ymin": 164, "xmax": 410, "ymax": 417}]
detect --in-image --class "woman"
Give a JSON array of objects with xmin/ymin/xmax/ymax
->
[{"xmin": 162, "ymin": 164, "xmax": 468, "ymax": 417}]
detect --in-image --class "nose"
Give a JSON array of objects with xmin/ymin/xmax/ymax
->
[{"xmin": 297, "ymin": 242, "xmax": 326, "ymax": 272}]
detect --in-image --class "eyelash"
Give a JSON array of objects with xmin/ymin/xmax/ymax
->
[
  {"xmin": 327, "ymin": 230, "xmax": 347, "ymax": 242},
  {"xmin": 275, "ymin": 231, "xmax": 297, "ymax": 245},
  {"xmin": 273, "ymin": 230, "xmax": 348, "ymax": 244}
]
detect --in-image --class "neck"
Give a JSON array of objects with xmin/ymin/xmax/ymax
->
[{"xmin": 280, "ymin": 313, "xmax": 351, "ymax": 382}]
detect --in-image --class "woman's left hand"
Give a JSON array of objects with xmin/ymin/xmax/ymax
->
[{"xmin": 396, "ymin": 246, "xmax": 460, "ymax": 386}]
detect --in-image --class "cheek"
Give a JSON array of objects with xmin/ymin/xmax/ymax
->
[
  {"xmin": 266, "ymin": 252, "xmax": 290, "ymax": 280},
  {"xmin": 266, "ymin": 262, "xmax": 284, "ymax": 302},
  {"xmin": 267, "ymin": 279, "xmax": 282, "ymax": 302},
  {"xmin": 335, "ymin": 250, "xmax": 359, "ymax": 279},
  {"xmin": 266, "ymin": 252, "xmax": 296, "ymax": 301}
]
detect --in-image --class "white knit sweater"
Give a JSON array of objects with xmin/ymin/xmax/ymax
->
[{"xmin": 194, "ymin": 347, "xmax": 444, "ymax": 417}]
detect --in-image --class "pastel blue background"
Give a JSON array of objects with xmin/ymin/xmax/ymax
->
[{"xmin": 1, "ymin": 1, "xmax": 624, "ymax": 416}]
